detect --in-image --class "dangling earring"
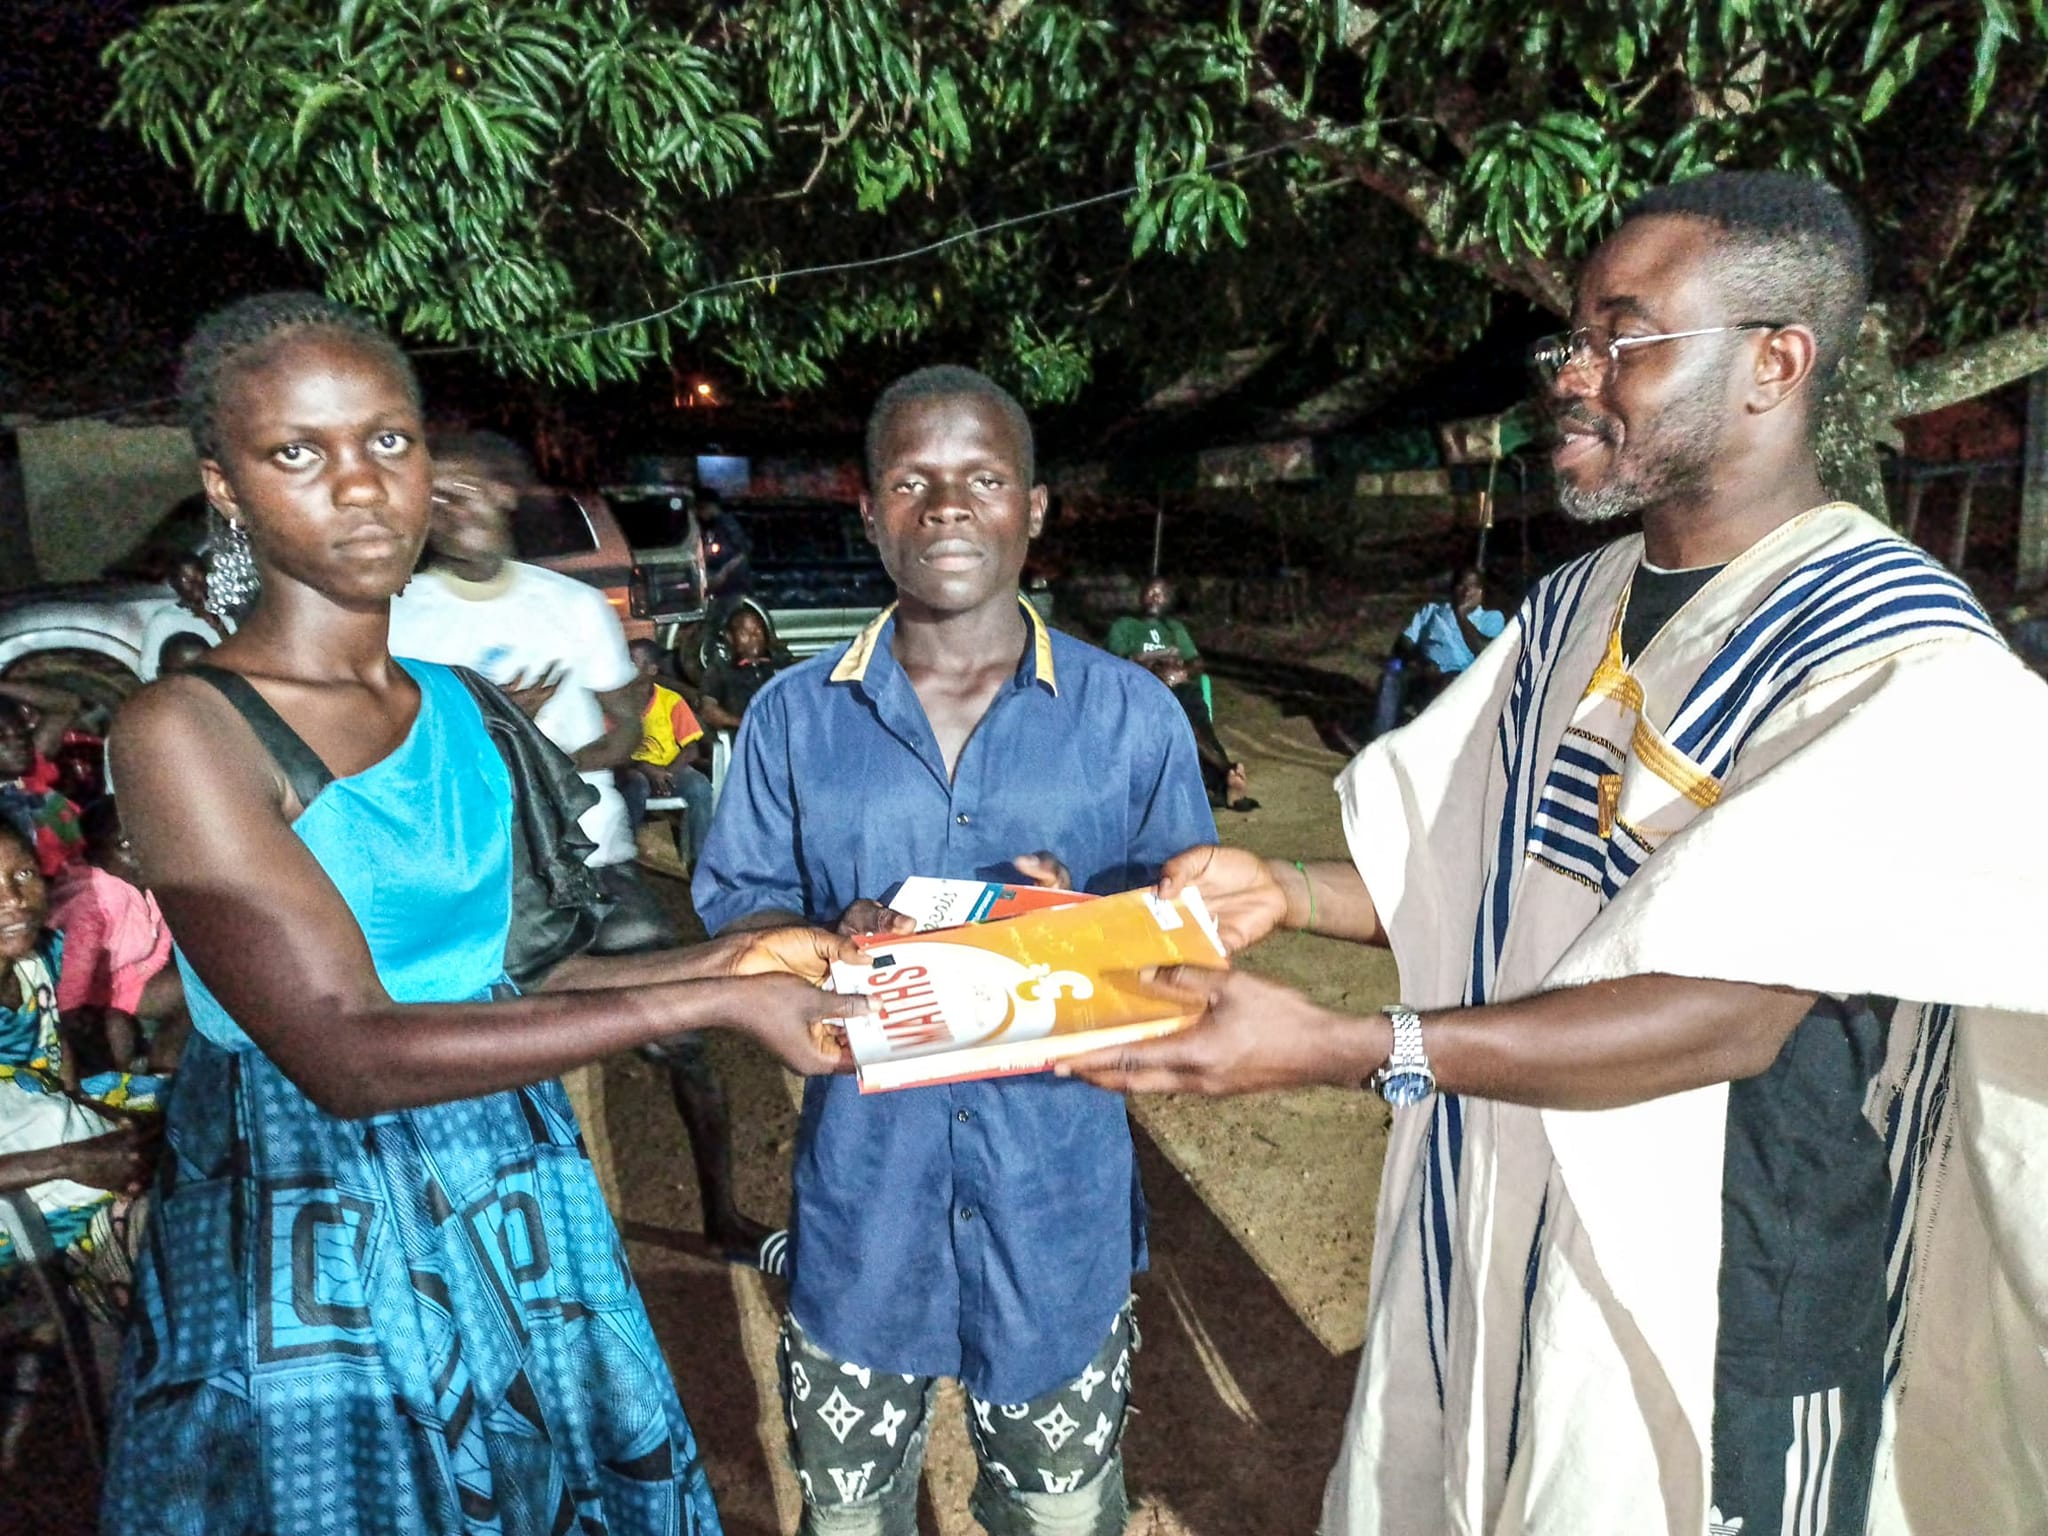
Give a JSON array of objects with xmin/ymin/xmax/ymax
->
[{"xmin": 207, "ymin": 510, "xmax": 260, "ymax": 615}]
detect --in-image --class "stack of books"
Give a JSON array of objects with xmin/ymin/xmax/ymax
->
[{"xmin": 831, "ymin": 877, "xmax": 1229, "ymax": 1093}]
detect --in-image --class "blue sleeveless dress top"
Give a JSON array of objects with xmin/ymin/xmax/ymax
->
[{"xmin": 103, "ymin": 660, "xmax": 720, "ymax": 1536}]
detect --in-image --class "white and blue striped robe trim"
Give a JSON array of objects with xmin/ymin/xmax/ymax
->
[
  {"xmin": 1876, "ymin": 1003, "xmax": 1955, "ymax": 1390},
  {"xmin": 1522, "ymin": 537, "xmax": 1995, "ymax": 900},
  {"xmin": 1526, "ymin": 729, "xmax": 1653, "ymax": 899},
  {"xmin": 1665, "ymin": 537, "xmax": 1999, "ymax": 772},
  {"xmin": 1415, "ymin": 550, "xmax": 1605, "ymax": 1408}
]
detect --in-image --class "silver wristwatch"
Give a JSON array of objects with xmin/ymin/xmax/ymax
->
[{"xmin": 1370, "ymin": 1004, "xmax": 1436, "ymax": 1106}]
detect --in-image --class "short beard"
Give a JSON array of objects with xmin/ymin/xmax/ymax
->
[{"xmin": 1558, "ymin": 387, "xmax": 1724, "ymax": 525}]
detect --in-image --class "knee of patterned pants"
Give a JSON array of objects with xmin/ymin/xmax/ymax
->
[
  {"xmin": 779, "ymin": 1314, "xmax": 935, "ymax": 1535},
  {"xmin": 963, "ymin": 1300, "xmax": 1138, "ymax": 1536}
]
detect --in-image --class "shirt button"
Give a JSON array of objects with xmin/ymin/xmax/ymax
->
[
  {"xmin": 956, "ymin": 1109, "xmax": 972, "ymax": 1124},
  {"xmin": 958, "ymin": 1206, "xmax": 975, "ymax": 1223},
  {"xmin": 955, "ymin": 813, "xmax": 971, "ymax": 826}
]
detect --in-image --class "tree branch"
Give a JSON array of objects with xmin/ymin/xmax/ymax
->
[
  {"xmin": 988, "ymin": 0, "xmax": 1034, "ymax": 39},
  {"xmin": 772, "ymin": 104, "xmax": 865, "ymax": 200},
  {"xmin": 1889, "ymin": 41, "xmax": 2048, "ymax": 324},
  {"xmin": 1245, "ymin": 84, "xmax": 1571, "ymax": 312},
  {"xmin": 1897, "ymin": 322, "xmax": 2048, "ymax": 419}
]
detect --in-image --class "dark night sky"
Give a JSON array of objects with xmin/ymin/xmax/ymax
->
[{"xmin": 0, "ymin": 1, "xmax": 317, "ymax": 421}]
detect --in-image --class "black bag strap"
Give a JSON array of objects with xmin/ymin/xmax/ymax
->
[{"xmin": 186, "ymin": 664, "xmax": 335, "ymax": 811}]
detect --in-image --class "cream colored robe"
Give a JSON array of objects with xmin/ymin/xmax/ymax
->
[{"xmin": 1323, "ymin": 504, "xmax": 2048, "ymax": 1535}]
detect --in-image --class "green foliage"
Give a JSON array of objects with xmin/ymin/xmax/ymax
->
[
  {"xmin": 107, "ymin": 0, "xmax": 2046, "ymax": 412},
  {"xmin": 1125, "ymin": 0, "xmax": 2044, "ymax": 282}
]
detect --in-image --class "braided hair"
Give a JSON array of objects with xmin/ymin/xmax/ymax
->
[{"xmin": 177, "ymin": 291, "xmax": 421, "ymax": 459}]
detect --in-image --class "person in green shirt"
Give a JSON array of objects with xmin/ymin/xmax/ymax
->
[{"xmin": 1106, "ymin": 576, "xmax": 1255, "ymax": 810}]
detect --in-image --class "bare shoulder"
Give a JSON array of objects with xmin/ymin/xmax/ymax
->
[
  {"xmin": 114, "ymin": 672, "xmax": 233, "ymax": 759},
  {"xmin": 111, "ymin": 672, "xmax": 278, "ymax": 806}
]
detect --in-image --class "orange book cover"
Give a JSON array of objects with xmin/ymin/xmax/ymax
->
[{"xmin": 831, "ymin": 887, "xmax": 1227, "ymax": 1093}]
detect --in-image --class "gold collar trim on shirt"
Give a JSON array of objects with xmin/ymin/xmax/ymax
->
[
  {"xmin": 829, "ymin": 594, "xmax": 1059, "ymax": 695},
  {"xmin": 1584, "ymin": 621, "xmax": 1722, "ymax": 817}
]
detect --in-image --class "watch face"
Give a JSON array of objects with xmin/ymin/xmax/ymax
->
[{"xmin": 1379, "ymin": 1070, "xmax": 1435, "ymax": 1108}]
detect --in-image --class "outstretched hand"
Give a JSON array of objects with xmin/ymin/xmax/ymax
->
[
  {"xmin": 1060, "ymin": 966, "xmax": 1382, "ymax": 1097},
  {"xmin": 710, "ymin": 924, "xmax": 865, "ymax": 984},
  {"xmin": 61, "ymin": 1121, "xmax": 162, "ymax": 1196},
  {"xmin": 1157, "ymin": 845, "xmax": 1291, "ymax": 952},
  {"xmin": 732, "ymin": 973, "xmax": 860, "ymax": 1076}
]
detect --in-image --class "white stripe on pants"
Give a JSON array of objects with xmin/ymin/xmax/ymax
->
[{"xmin": 1781, "ymin": 1386, "xmax": 1843, "ymax": 1536}]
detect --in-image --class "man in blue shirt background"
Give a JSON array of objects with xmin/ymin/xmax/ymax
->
[
  {"xmin": 694, "ymin": 365, "xmax": 1214, "ymax": 1535},
  {"xmin": 1370, "ymin": 563, "xmax": 1507, "ymax": 737}
]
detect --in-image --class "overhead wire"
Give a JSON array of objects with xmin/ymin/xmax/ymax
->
[
  {"xmin": 414, "ymin": 136, "xmax": 1312, "ymax": 356},
  {"xmin": 49, "ymin": 135, "xmax": 1315, "ymax": 413}
]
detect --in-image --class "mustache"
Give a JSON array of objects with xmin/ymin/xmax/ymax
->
[{"xmin": 1549, "ymin": 403, "xmax": 1617, "ymax": 443}]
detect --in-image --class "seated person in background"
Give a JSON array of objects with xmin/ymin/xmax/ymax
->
[
  {"xmin": 620, "ymin": 638, "xmax": 717, "ymax": 870},
  {"xmin": 0, "ymin": 697, "xmax": 84, "ymax": 879},
  {"xmin": 0, "ymin": 820, "xmax": 159, "ymax": 1297},
  {"xmin": 153, "ymin": 630, "xmax": 215, "ymax": 677},
  {"xmin": 388, "ymin": 429, "xmax": 667, "ymax": 952},
  {"xmin": 1371, "ymin": 563, "xmax": 1506, "ymax": 737},
  {"xmin": 138, "ymin": 554, "xmax": 233, "ymax": 682},
  {"xmin": 695, "ymin": 604, "xmax": 786, "ymax": 733},
  {"xmin": 1106, "ymin": 575, "xmax": 1255, "ymax": 811},
  {"xmin": 619, "ymin": 629, "xmax": 784, "ymax": 1268},
  {"xmin": 49, "ymin": 799, "xmax": 187, "ymax": 1077}
]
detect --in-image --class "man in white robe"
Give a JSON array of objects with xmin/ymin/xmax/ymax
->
[{"xmin": 1067, "ymin": 171, "xmax": 2048, "ymax": 1536}]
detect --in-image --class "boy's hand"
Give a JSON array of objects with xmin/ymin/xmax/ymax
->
[
  {"xmin": 1011, "ymin": 852, "xmax": 1072, "ymax": 891},
  {"xmin": 837, "ymin": 899, "xmax": 917, "ymax": 939}
]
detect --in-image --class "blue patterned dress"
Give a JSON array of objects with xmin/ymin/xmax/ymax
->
[{"xmin": 102, "ymin": 660, "xmax": 721, "ymax": 1536}]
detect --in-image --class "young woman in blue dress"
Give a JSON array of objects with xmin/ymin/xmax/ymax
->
[{"xmin": 98, "ymin": 293, "xmax": 856, "ymax": 1536}]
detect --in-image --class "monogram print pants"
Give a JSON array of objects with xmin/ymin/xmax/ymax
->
[{"xmin": 777, "ymin": 1302, "xmax": 1137, "ymax": 1536}]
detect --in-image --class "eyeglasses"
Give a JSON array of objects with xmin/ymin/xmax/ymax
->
[{"xmin": 1528, "ymin": 321, "xmax": 1786, "ymax": 382}]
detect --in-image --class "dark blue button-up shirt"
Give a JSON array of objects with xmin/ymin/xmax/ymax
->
[{"xmin": 694, "ymin": 599, "xmax": 1215, "ymax": 1401}]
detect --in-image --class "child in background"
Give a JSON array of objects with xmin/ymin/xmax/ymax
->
[
  {"xmin": 49, "ymin": 798, "xmax": 187, "ymax": 1076},
  {"xmin": 622, "ymin": 638, "xmax": 718, "ymax": 870},
  {"xmin": 0, "ymin": 698, "xmax": 85, "ymax": 878}
]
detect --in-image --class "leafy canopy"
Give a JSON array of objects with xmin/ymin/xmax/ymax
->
[{"xmin": 107, "ymin": 1, "xmax": 2046, "ymax": 412}]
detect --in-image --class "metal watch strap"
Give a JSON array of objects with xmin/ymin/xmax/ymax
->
[{"xmin": 1370, "ymin": 1004, "xmax": 1429, "ymax": 1092}]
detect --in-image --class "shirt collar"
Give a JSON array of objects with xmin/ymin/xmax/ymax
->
[{"xmin": 830, "ymin": 594, "xmax": 1059, "ymax": 696}]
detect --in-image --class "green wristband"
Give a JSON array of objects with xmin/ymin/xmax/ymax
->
[{"xmin": 1293, "ymin": 858, "xmax": 1316, "ymax": 931}]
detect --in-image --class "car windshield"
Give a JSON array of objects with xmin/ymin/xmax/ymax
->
[
  {"xmin": 509, "ymin": 491, "xmax": 597, "ymax": 560},
  {"xmin": 727, "ymin": 502, "xmax": 892, "ymax": 610},
  {"xmin": 607, "ymin": 491, "xmax": 694, "ymax": 550}
]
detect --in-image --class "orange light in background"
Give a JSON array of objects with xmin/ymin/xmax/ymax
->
[{"xmin": 671, "ymin": 373, "xmax": 721, "ymax": 409}]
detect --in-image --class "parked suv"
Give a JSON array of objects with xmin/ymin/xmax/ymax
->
[{"xmin": 599, "ymin": 483, "xmax": 711, "ymax": 631}]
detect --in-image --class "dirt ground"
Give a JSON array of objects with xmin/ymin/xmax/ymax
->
[{"xmin": 9, "ymin": 645, "xmax": 1410, "ymax": 1536}]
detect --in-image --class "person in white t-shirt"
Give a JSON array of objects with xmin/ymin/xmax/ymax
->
[
  {"xmin": 389, "ymin": 433, "xmax": 664, "ymax": 933},
  {"xmin": 390, "ymin": 433, "xmax": 778, "ymax": 1263}
]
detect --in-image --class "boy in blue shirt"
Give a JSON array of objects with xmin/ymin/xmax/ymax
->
[{"xmin": 694, "ymin": 366, "xmax": 1214, "ymax": 1535}]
